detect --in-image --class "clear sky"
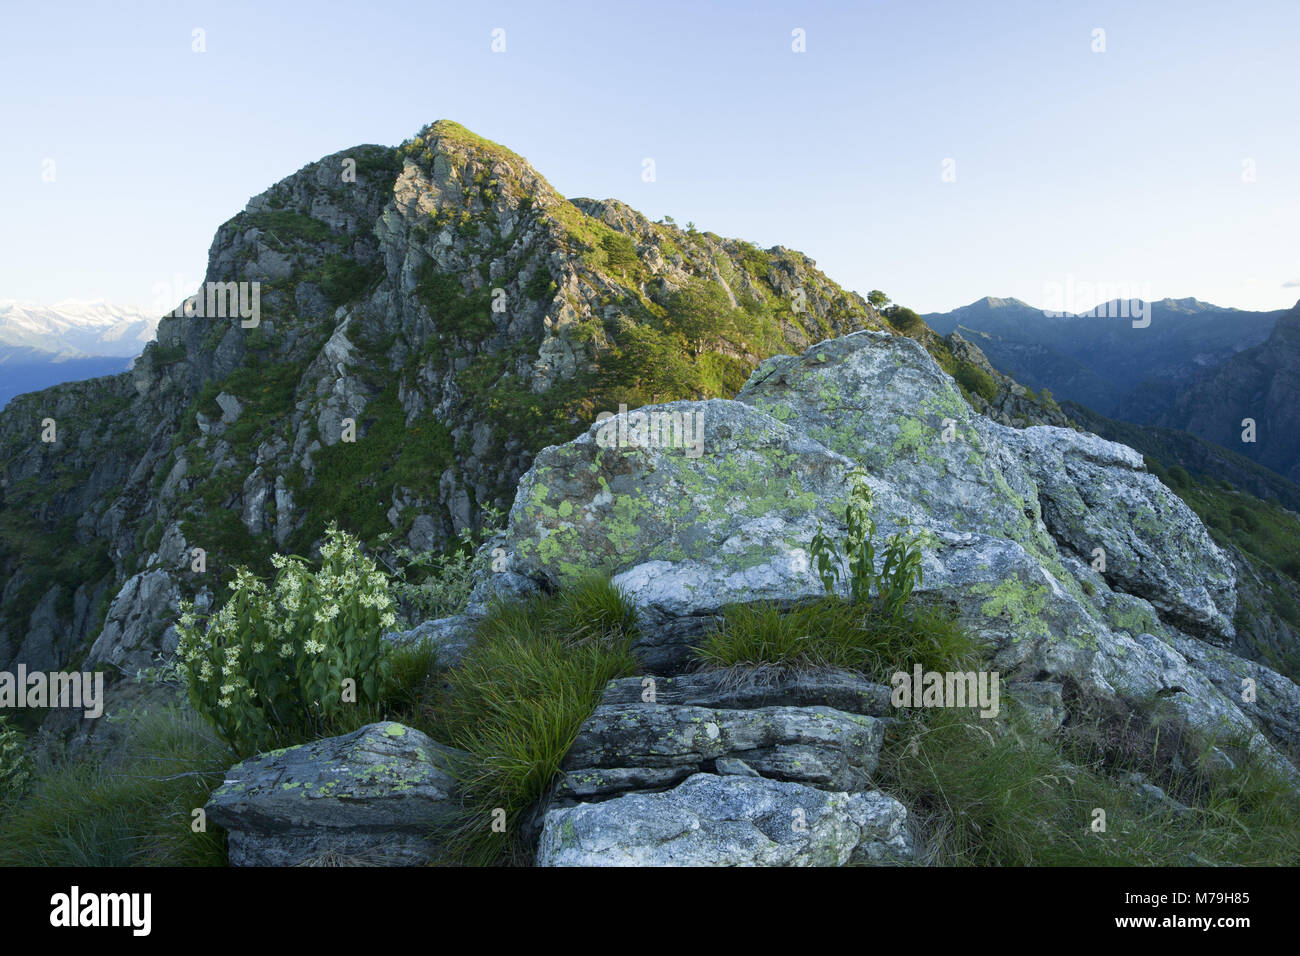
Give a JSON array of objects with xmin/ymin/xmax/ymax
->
[{"xmin": 2, "ymin": 0, "xmax": 1298, "ymax": 315}]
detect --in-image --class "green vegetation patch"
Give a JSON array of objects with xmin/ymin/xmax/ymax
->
[
  {"xmin": 318, "ymin": 255, "xmax": 385, "ymax": 307},
  {"xmin": 0, "ymin": 708, "xmax": 231, "ymax": 867},
  {"xmin": 289, "ymin": 385, "xmax": 456, "ymax": 551},
  {"xmin": 694, "ymin": 597, "xmax": 981, "ymax": 683},
  {"xmin": 246, "ymin": 210, "xmax": 340, "ymax": 247},
  {"xmin": 878, "ymin": 698, "xmax": 1300, "ymax": 866},
  {"xmin": 430, "ymin": 575, "xmax": 640, "ymax": 865},
  {"xmin": 416, "ymin": 265, "xmax": 495, "ymax": 343}
]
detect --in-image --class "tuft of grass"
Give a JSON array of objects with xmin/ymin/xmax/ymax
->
[
  {"xmin": 0, "ymin": 707, "xmax": 233, "ymax": 867},
  {"xmin": 430, "ymin": 575, "xmax": 639, "ymax": 865},
  {"xmin": 693, "ymin": 597, "xmax": 982, "ymax": 683},
  {"xmin": 875, "ymin": 698, "xmax": 1300, "ymax": 866}
]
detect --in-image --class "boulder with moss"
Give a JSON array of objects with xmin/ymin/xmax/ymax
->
[
  {"xmin": 205, "ymin": 721, "xmax": 466, "ymax": 866},
  {"xmin": 472, "ymin": 329, "xmax": 1300, "ymax": 783}
]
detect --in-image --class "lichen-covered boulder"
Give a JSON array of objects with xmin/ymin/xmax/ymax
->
[
  {"xmin": 736, "ymin": 330, "xmax": 1235, "ymax": 646},
  {"xmin": 205, "ymin": 722, "xmax": 466, "ymax": 866},
  {"xmin": 470, "ymin": 328, "xmax": 1300, "ymax": 773},
  {"xmin": 537, "ymin": 772, "xmax": 912, "ymax": 867},
  {"xmin": 1000, "ymin": 425, "xmax": 1235, "ymax": 639},
  {"xmin": 485, "ymin": 397, "xmax": 855, "ymax": 669}
]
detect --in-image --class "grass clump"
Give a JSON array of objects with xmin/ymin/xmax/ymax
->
[
  {"xmin": 875, "ymin": 698, "xmax": 1300, "ymax": 866},
  {"xmin": 430, "ymin": 575, "xmax": 640, "ymax": 865},
  {"xmin": 694, "ymin": 597, "xmax": 979, "ymax": 683},
  {"xmin": 0, "ymin": 707, "xmax": 233, "ymax": 867}
]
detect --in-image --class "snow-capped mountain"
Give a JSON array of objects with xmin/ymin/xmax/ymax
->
[
  {"xmin": 0, "ymin": 300, "xmax": 160, "ymax": 358},
  {"xmin": 0, "ymin": 301, "xmax": 160, "ymax": 408}
]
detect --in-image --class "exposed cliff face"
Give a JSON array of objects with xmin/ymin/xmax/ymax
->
[{"xmin": 0, "ymin": 121, "xmax": 896, "ymax": 708}]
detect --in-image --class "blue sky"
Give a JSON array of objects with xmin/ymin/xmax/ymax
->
[{"xmin": 2, "ymin": 0, "xmax": 1297, "ymax": 315}]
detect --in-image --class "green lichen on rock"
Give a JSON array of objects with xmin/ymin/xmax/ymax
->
[{"xmin": 972, "ymin": 577, "xmax": 1051, "ymax": 640}]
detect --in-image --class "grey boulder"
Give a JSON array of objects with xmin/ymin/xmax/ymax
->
[
  {"xmin": 205, "ymin": 721, "xmax": 466, "ymax": 866},
  {"xmin": 537, "ymin": 772, "xmax": 911, "ymax": 867}
]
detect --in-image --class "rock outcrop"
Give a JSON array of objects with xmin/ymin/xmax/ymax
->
[
  {"xmin": 472, "ymin": 330, "xmax": 1299, "ymax": 782},
  {"xmin": 537, "ymin": 773, "xmax": 911, "ymax": 867},
  {"xmin": 205, "ymin": 722, "xmax": 466, "ymax": 866},
  {"xmin": 534, "ymin": 667, "xmax": 907, "ymax": 866}
]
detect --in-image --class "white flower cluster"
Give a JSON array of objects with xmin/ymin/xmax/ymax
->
[{"xmin": 173, "ymin": 524, "xmax": 400, "ymax": 744}]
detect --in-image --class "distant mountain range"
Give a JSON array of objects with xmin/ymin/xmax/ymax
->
[
  {"xmin": 1119, "ymin": 302, "xmax": 1300, "ymax": 484},
  {"xmin": 923, "ymin": 295, "xmax": 1300, "ymax": 488},
  {"xmin": 923, "ymin": 296, "xmax": 1284, "ymax": 416},
  {"xmin": 0, "ymin": 301, "xmax": 159, "ymax": 408}
]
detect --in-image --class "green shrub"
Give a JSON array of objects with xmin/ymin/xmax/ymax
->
[
  {"xmin": 1229, "ymin": 504, "xmax": 1260, "ymax": 532},
  {"xmin": 415, "ymin": 265, "xmax": 494, "ymax": 341},
  {"xmin": 883, "ymin": 305, "xmax": 925, "ymax": 334},
  {"xmin": 319, "ymin": 255, "xmax": 384, "ymax": 306},
  {"xmin": 810, "ymin": 468, "xmax": 924, "ymax": 618},
  {"xmin": 174, "ymin": 524, "xmax": 398, "ymax": 757},
  {"xmin": 150, "ymin": 342, "xmax": 187, "ymax": 365},
  {"xmin": 600, "ymin": 232, "xmax": 640, "ymax": 273},
  {"xmin": 524, "ymin": 266, "xmax": 556, "ymax": 302},
  {"xmin": 953, "ymin": 360, "xmax": 999, "ymax": 404},
  {"xmin": 379, "ymin": 504, "xmax": 505, "ymax": 622},
  {"xmin": 734, "ymin": 241, "xmax": 771, "ymax": 278},
  {"xmin": 353, "ymin": 146, "xmax": 403, "ymax": 179},
  {"xmin": 247, "ymin": 210, "xmax": 337, "ymax": 246},
  {"xmin": 432, "ymin": 576, "xmax": 639, "ymax": 864}
]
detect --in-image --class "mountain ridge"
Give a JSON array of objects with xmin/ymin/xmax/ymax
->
[
  {"xmin": 923, "ymin": 295, "xmax": 1284, "ymax": 416},
  {"xmin": 0, "ymin": 118, "xmax": 915, "ymax": 728}
]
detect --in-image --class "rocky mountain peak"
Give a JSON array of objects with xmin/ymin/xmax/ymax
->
[{"xmin": 0, "ymin": 121, "xmax": 908, "ymax": 714}]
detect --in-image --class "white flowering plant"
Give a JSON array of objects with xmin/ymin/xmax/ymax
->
[{"xmin": 174, "ymin": 524, "xmax": 398, "ymax": 756}]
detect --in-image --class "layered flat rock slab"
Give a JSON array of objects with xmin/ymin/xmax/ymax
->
[
  {"xmin": 597, "ymin": 669, "xmax": 892, "ymax": 716},
  {"xmin": 556, "ymin": 702, "xmax": 883, "ymax": 800},
  {"xmin": 538, "ymin": 772, "xmax": 912, "ymax": 867},
  {"xmin": 205, "ymin": 721, "xmax": 466, "ymax": 866}
]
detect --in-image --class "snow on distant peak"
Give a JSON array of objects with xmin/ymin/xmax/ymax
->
[{"xmin": 0, "ymin": 300, "xmax": 160, "ymax": 357}]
